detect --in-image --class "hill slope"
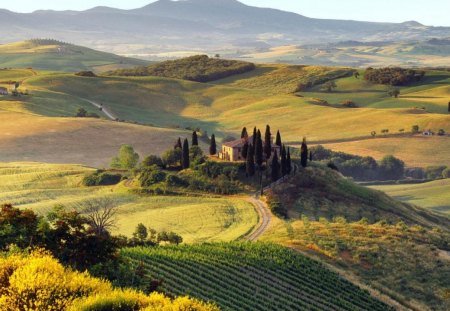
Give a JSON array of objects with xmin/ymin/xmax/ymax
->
[
  {"xmin": 0, "ymin": 39, "xmax": 149, "ymax": 72},
  {"xmin": 1, "ymin": 0, "xmax": 449, "ymax": 55},
  {"xmin": 123, "ymin": 243, "xmax": 393, "ymax": 311}
]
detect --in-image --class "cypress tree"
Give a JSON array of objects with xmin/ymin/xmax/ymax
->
[
  {"xmin": 241, "ymin": 141, "xmax": 249, "ymax": 159},
  {"xmin": 241, "ymin": 127, "xmax": 248, "ymax": 139},
  {"xmin": 182, "ymin": 138, "xmax": 190, "ymax": 169},
  {"xmin": 275, "ymin": 130, "xmax": 282, "ymax": 148},
  {"xmin": 300, "ymin": 138, "xmax": 308, "ymax": 168},
  {"xmin": 255, "ymin": 130, "xmax": 264, "ymax": 168},
  {"xmin": 209, "ymin": 134, "xmax": 217, "ymax": 155},
  {"xmin": 174, "ymin": 137, "xmax": 182, "ymax": 150},
  {"xmin": 264, "ymin": 125, "xmax": 272, "ymax": 160},
  {"xmin": 246, "ymin": 144, "xmax": 255, "ymax": 177},
  {"xmin": 281, "ymin": 145, "xmax": 287, "ymax": 176},
  {"xmin": 309, "ymin": 151, "xmax": 313, "ymax": 162},
  {"xmin": 271, "ymin": 149, "xmax": 280, "ymax": 182},
  {"xmin": 287, "ymin": 147, "xmax": 292, "ymax": 174},
  {"xmin": 252, "ymin": 127, "xmax": 257, "ymax": 146},
  {"xmin": 192, "ymin": 131, "xmax": 198, "ymax": 146}
]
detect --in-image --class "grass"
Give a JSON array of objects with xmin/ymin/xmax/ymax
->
[
  {"xmin": 0, "ymin": 162, "xmax": 258, "ymax": 242},
  {"xmin": 320, "ymin": 136, "xmax": 450, "ymax": 167},
  {"xmin": 123, "ymin": 243, "xmax": 392, "ymax": 311},
  {"xmin": 371, "ymin": 179, "xmax": 450, "ymax": 216},
  {"xmin": 261, "ymin": 218, "xmax": 450, "ymax": 311},
  {"xmin": 260, "ymin": 166, "xmax": 450, "ymax": 310},
  {"xmin": 0, "ymin": 111, "xmax": 194, "ymax": 167},
  {"xmin": 0, "ymin": 40, "xmax": 149, "ymax": 72}
]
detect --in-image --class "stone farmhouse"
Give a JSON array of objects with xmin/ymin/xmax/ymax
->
[{"xmin": 219, "ymin": 135, "xmax": 280, "ymax": 162}]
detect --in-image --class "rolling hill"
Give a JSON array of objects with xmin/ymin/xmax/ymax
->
[
  {"xmin": 1, "ymin": 0, "xmax": 450, "ymax": 58},
  {"xmin": 0, "ymin": 39, "xmax": 149, "ymax": 72}
]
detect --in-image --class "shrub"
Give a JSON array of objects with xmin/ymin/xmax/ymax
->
[
  {"xmin": 442, "ymin": 168, "xmax": 450, "ymax": 179},
  {"xmin": 162, "ymin": 148, "xmax": 181, "ymax": 168},
  {"xmin": 83, "ymin": 172, "xmax": 122, "ymax": 187},
  {"xmin": 425, "ymin": 166, "xmax": 447, "ymax": 180},
  {"xmin": 75, "ymin": 71, "xmax": 97, "ymax": 77},
  {"xmin": 139, "ymin": 166, "xmax": 167, "ymax": 187},
  {"xmin": 142, "ymin": 155, "xmax": 164, "ymax": 168},
  {"xmin": 165, "ymin": 174, "xmax": 188, "ymax": 187},
  {"xmin": 379, "ymin": 155, "xmax": 405, "ymax": 180},
  {"xmin": 341, "ymin": 100, "xmax": 358, "ymax": 108}
]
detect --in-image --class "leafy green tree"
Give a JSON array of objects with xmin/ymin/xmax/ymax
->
[
  {"xmin": 139, "ymin": 166, "xmax": 167, "ymax": 186},
  {"xmin": 182, "ymin": 139, "xmax": 190, "ymax": 169},
  {"xmin": 142, "ymin": 155, "xmax": 164, "ymax": 168},
  {"xmin": 0, "ymin": 204, "xmax": 40, "ymax": 249},
  {"xmin": 241, "ymin": 127, "xmax": 248, "ymax": 139},
  {"xmin": 133, "ymin": 223, "xmax": 148, "ymax": 242},
  {"xmin": 264, "ymin": 125, "xmax": 272, "ymax": 160},
  {"xmin": 300, "ymin": 138, "xmax": 308, "ymax": 168},
  {"xmin": 189, "ymin": 145, "xmax": 204, "ymax": 161},
  {"xmin": 275, "ymin": 130, "xmax": 282, "ymax": 148},
  {"xmin": 162, "ymin": 148, "xmax": 181, "ymax": 167},
  {"xmin": 323, "ymin": 81, "xmax": 337, "ymax": 92},
  {"xmin": 388, "ymin": 88, "xmax": 401, "ymax": 98},
  {"xmin": 209, "ymin": 134, "xmax": 217, "ymax": 155},
  {"xmin": 110, "ymin": 145, "xmax": 139, "ymax": 169},
  {"xmin": 354, "ymin": 71, "xmax": 360, "ymax": 79},
  {"xmin": 76, "ymin": 107, "xmax": 88, "ymax": 117},
  {"xmin": 192, "ymin": 131, "xmax": 198, "ymax": 146},
  {"xmin": 271, "ymin": 150, "xmax": 280, "ymax": 182},
  {"xmin": 412, "ymin": 125, "xmax": 420, "ymax": 134},
  {"xmin": 246, "ymin": 144, "xmax": 255, "ymax": 177},
  {"xmin": 255, "ymin": 130, "xmax": 264, "ymax": 168},
  {"xmin": 379, "ymin": 155, "xmax": 405, "ymax": 180}
]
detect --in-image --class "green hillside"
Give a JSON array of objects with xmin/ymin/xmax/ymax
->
[
  {"xmin": 371, "ymin": 179, "xmax": 450, "ymax": 216},
  {"xmin": 262, "ymin": 166, "xmax": 450, "ymax": 310},
  {"xmin": 0, "ymin": 40, "xmax": 149, "ymax": 72},
  {"xmin": 123, "ymin": 243, "xmax": 392, "ymax": 311}
]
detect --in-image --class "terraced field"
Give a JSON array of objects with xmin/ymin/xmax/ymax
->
[
  {"xmin": 0, "ymin": 163, "xmax": 258, "ymax": 242},
  {"xmin": 123, "ymin": 243, "xmax": 392, "ymax": 311}
]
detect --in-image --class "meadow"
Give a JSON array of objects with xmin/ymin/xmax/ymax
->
[
  {"xmin": 371, "ymin": 179, "xmax": 450, "ymax": 216},
  {"xmin": 0, "ymin": 163, "xmax": 258, "ymax": 243}
]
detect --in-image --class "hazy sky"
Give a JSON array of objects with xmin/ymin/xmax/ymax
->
[{"xmin": 1, "ymin": 0, "xmax": 449, "ymax": 26}]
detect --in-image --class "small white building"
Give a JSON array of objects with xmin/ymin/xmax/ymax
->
[
  {"xmin": 422, "ymin": 129, "xmax": 434, "ymax": 136},
  {"xmin": 0, "ymin": 87, "xmax": 8, "ymax": 95}
]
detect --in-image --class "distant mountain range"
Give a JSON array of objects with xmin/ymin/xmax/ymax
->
[{"xmin": 1, "ymin": 0, "xmax": 450, "ymax": 56}]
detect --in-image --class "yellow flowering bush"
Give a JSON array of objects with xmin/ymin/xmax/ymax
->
[{"xmin": 0, "ymin": 250, "xmax": 219, "ymax": 311}]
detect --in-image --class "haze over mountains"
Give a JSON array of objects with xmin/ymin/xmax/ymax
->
[{"xmin": 1, "ymin": 0, "xmax": 450, "ymax": 57}]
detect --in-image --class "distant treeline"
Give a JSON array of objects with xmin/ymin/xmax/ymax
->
[
  {"xmin": 364, "ymin": 67, "xmax": 425, "ymax": 86},
  {"xmin": 28, "ymin": 38, "xmax": 70, "ymax": 46},
  {"xmin": 106, "ymin": 55, "xmax": 256, "ymax": 82}
]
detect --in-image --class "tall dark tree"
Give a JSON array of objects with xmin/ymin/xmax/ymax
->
[
  {"xmin": 281, "ymin": 145, "xmax": 288, "ymax": 176},
  {"xmin": 174, "ymin": 137, "xmax": 182, "ymax": 150},
  {"xmin": 300, "ymin": 138, "xmax": 308, "ymax": 168},
  {"xmin": 209, "ymin": 134, "xmax": 217, "ymax": 155},
  {"xmin": 252, "ymin": 127, "xmax": 257, "ymax": 146},
  {"xmin": 241, "ymin": 127, "xmax": 248, "ymax": 139},
  {"xmin": 246, "ymin": 144, "xmax": 255, "ymax": 177},
  {"xmin": 192, "ymin": 131, "xmax": 198, "ymax": 146},
  {"xmin": 264, "ymin": 125, "xmax": 272, "ymax": 160},
  {"xmin": 287, "ymin": 147, "xmax": 292, "ymax": 174},
  {"xmin": 255, "ymin": 130, "xmax": 264, "ymax": 168},
  {"xmin": 241, "ymin": 141, "xmax": 249, "ymax": 159},
  {"xmin": 271, "ymin": 150, "xmax": 280, "ymax": 182},
  {"xmin": 309, "ymin": 151, "xmax": 313, "ymax": 162},
  {"xmin": 448, "ymin": 101, "xmax": 450, "ymax": 113},
  {"xmin": 275, "ymin": 130, "xmax": 282, "ymax": 148},
  {"xmin": 182, "ymin": 139, "xmax": 190, "ymax": 169}
]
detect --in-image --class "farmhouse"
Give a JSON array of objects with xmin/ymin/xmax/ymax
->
[
  {"xmin": 422, "ymin": 129, "xmax": 434, "ymax": 136},
  {"xmin": 219, "ymin": 135, "xmax": 280, "ymax": 162},
  {"xmin": 0, "ymin": 87, "xmax": 8, "ymax": 95}
]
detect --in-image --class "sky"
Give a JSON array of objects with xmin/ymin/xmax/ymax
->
[{"xmin": 1, "ymin": 0, "xmax": 449, "ymax": 26}]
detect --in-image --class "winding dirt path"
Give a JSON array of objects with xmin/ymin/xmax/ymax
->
[
  {"xmin": 83, "ymin": 99, "xmax": 117, "ymax": 121},
  {"xmin": 246, "ymin": 195, "xmax": 271, "ymax": 241}
]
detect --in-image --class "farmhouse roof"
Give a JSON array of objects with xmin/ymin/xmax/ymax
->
[{"xmin": 223, "ymin": 136, "xmax": 253, "ymax": 148}]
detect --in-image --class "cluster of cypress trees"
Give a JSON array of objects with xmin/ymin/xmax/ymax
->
[{"xmin": 242, "ymin": 126, "xmax": 294, "ymax": 182}]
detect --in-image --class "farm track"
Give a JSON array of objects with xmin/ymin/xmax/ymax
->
[
  {"xmin": 84, "ymin": 99, "xmax": 117, "ymax": 120},
  {"xmin": 246, "ymin": 195, "xmax": 271, "ymax": 241}
]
